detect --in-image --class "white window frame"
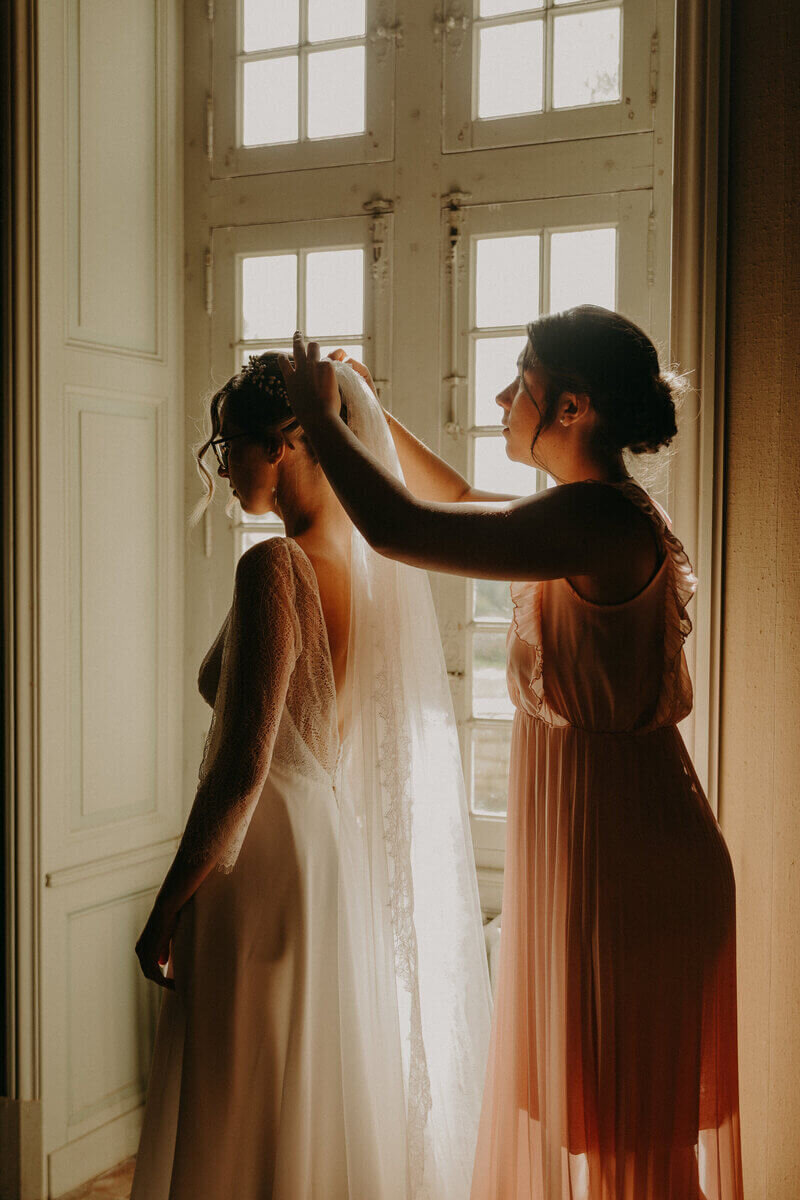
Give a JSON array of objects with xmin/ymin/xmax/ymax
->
[
  {"xmin": 439, "ymin": 191, "xmax": 654, "ymax": 882},
  {"xmin": 183, "ymin": 0, "xmax": 705, "ymax": 919},
  {"xmin": 442, "ymin": 0, "xmax": 656, "ymax": 152},
  {"xmin": 209, "ymin": 214, "xmax": 393, "ymax": 557},
  {"xmin": 211, "ymin": 0, "xmax": 397, "ymax": 177}
]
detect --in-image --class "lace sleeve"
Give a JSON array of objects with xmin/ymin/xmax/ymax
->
[
  {"xmin": 179, "ymin": 538, "xmax": 301, "ymax": 872},
  {"xmin": 197, "ymin": 613, "xmax": 230, "ymax": 707}
]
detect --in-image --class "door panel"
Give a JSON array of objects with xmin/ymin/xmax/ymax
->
[{"xmin": 37, "ymin": 0, "xmax": 184, "ymax": 1191}]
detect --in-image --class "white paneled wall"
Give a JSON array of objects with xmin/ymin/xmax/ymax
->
[
  {"xmin": 65, "ymin": 0, "xmax": 162, "ymax": 355},
  {"xmin": 36, "ymin": 0, "xmax": 183, "ymax": 1193}
]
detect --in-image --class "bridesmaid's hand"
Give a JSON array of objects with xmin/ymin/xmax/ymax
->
[
  {"xmin": 279, "ymin": 333, "xmax": 341, "ymax": 430},
  {"xmin": 327, "ymin": 348, "xmax": 380, "ymax": 401},
  {"xmin": 135, "ymin": 898, "xmax": 178, "ymax": 991}
]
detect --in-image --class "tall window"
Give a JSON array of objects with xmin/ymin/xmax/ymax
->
[
  {"xmin": 207, "ymin": 216, "xmax": 388, "ymax": 557},
  {"xmin": 192, "ymin": 0, "xmax": 677, "ymax": 910},
  {"xmin": 211, "ymin": 0, "xmax": 394, "ymax": 175},
  {"xmin": 240, "ymin": 0, "xmax": 367, "ymax": 147},
  {"xmin": 443, "ymin": 194, "xmax": 649, "ymax": 879},
  {"xmin": 467, "ymin": 224, "xmax": 617, "ymax": 817}
]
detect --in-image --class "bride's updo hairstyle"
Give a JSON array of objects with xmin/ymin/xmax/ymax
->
[
  {"xmin": 192, "ymin": 351, "xmax": 348, "ymax": 521},
  {"xmin": 522, "ymin": 305, "xmax": 683, "ymax": 457}
]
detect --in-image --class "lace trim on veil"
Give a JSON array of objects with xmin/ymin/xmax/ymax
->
[
  {"xmin": 340, "ymin": 367, "xmax": 434, "ymax": 1193},
  {"xmin": 374, "ymin": 654, "xmax": 432, "ymax": 1192}
]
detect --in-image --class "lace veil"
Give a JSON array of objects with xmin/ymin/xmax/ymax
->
[{"xmin": 333, "ymin": 363, "xmax": 492, "ymax": 1199}]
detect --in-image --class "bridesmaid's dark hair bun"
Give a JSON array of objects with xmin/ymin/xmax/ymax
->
[{"xmin": 522, "ymin": 305, "xmax": 684, "ymax": 455}]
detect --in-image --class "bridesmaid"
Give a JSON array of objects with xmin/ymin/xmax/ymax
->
[{"xmin": 281, "ymin": 308, "xmax": 744, "ymax": 1200}]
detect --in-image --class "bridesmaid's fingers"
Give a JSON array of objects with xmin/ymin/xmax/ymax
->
[
  {"xmin": 328, "ymin": 348, "xmax": 347, "ymax": 361},
  {"xmin": 292, "ymin": 331, "xmax": 307, "ymax": 366},
  {"xmin": 306, "ymin": 340, "xmax": 321, "ymax": 364}
]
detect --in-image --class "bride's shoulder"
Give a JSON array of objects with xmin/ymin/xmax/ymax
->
[{"xmin": 234, "ymin": 536, "xmax": 296, "ymax": 596}]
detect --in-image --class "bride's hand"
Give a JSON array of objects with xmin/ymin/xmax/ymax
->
[
  {"xmin": 135, "ymin": 898, "xmax": 178, "ymax": 991},
  {"xmin": 279, "ymin": 334, "xmax": 340, "ymax": 429}
]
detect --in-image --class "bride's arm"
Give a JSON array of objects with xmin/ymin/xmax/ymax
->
[
  {"xmin": 282, "ymin": 337, "xmax": 614, "ymax": 583},
  {"xmin": 136, "ymin": 539, "xmax": 299, "ymax": 988},
  {"xmin": 330, "ymin": 351, "xmax": 518, "ymax": 503}
]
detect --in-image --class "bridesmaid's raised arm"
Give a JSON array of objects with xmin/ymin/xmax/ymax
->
[
  {"xmin": 281, "ymin": 336, "xmax": 616, "ymax": 584},
  {"xmin": 328, "ymin": 349, "xmax": 519, "ymax": 505}
]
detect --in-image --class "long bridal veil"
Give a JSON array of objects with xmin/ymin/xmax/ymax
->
[{"xmin": 333, "ymin": 363, "xmax": 492, "ymax": 1199}]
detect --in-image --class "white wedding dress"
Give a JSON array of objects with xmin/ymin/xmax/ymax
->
[{"xmin": 131, "ymin": 366, "xmax": 491, "ymax": 1199}]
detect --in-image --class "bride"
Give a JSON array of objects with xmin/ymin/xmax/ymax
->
[{"xmin": 131, "ymin": 352, "xmax": 491, "ymax": 1199}]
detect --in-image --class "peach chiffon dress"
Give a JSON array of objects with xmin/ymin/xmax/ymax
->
[{"xmin": 471, "ymin": 480, "xmax": 743, "ymax": 1200}]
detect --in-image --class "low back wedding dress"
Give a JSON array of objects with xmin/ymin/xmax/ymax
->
[{"xmin": 131, "ymin": 365, "xmax": 491, "ymax": 1200}]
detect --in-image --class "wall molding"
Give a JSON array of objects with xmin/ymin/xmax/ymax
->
[
  {"xmin": 3, "ymin": 0, "xmax": 41, "ymax": 1118},
  {"xmin": 45, "ymin": 837, "xmax": 178, "ymax": 889},
  {"xmin": 63, "ymin": 0, "xmax": 169, "ymax": 362},
  {"xmin": 62, "ymin": 387, "xmax": 170, "ymax": 836},
  {"xmin": 48, "ymin": 1101, "xmax": 143, "ymax": 1199},
  {"xmin": 64, "ymin": 888, "xmax": 159, "ymax": 1134}
]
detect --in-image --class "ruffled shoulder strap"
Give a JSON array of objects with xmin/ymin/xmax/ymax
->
[
  {"xmin": 610, "ymin": 479, "xmax": 698, "ymax": 725},
  {"xmin": 509, "ymin": 577, "xmax": 540, "ymax": 651},
  {"xmin": 509, "ymin": 578, "xmax": 569, "ymax": 727}
]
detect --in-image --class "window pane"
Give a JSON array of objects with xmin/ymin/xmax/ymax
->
[
  {"xmin": 475, "ymin": 236, "xmax": 539, "ymax": 329},
  {"xmin": 307, "ymin": 46, "xmax": 365, "ymax": 139},
  {"xmin": 549, "ymin": 227, "xmax": 616, "ymax": 312},
  {"xmin": 478, "ymin": 21, "xmax": 544, "ymax": 119},
  {"xmin": 474, "ymin": 335, "xmax": 527, "ymax": 425},
  {"xmin": 474, "ymin": 435, "xmax": 537, "ymax": 496},
  {"xmin": 474, "ymin": 579, "xmax": 513, "ymax": 621},
  {"xmin": 473, "ymin": 631, "xmax": 513, "ymax": 718},
  {"xmin": 241, "ymin": 254, "xmax": 297, "ymax": 339},
  {"xmin": 305, "ymin": 249, "xmax": 364, "ymax": 337},
  {"xmin": 480, "ymin": 0, "xmax": 543, "ymax": 14},
  {"xmin": 243, "ymin": 0, "xmax": 298, "ymax": 52},
  {"xmin": 552, "ymin": 7, "xmax": 621, "ymax": 109},
  {"xmin": 308, "ymin": 0, "xmax": 365, "ymax": 42},
  {"xmin": 471, "ymin": 724, "xmax": 511, "ymax": 815},
  {"xmin": 242, "ymin": 57, "xmax": 299, "ymax": 146}
]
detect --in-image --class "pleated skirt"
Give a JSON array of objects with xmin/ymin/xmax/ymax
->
[{"xmin": 471, "ymin": 717, "xmax": 743, "ymax": 1200}]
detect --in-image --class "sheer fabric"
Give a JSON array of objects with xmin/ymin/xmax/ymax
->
[
  {"xmin": 337, "ymin": 371, "xmax": 492, "ymax": 1196},
  {"xmin": 471, "ymin": 480, "xmax": 743, "ymax": 1200},
  {"xmin": 132, "ymin": 365, "xmax": 490, "ymax": 1199}
]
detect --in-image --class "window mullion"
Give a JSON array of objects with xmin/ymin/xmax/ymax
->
[
  {"xmin": 297, "ymin": 251, "xmax": 306, "ymax": 334},
  {"xmin": 544, "ymin": 5, "xmax": 555, "ymax": 113},
  {"xmin": 298, "ymin": 0, "xmax": 308, "ymax": 142},
  {"xmin": 541, "ymin": 227, "xmax": 551, "ymax": 315}
]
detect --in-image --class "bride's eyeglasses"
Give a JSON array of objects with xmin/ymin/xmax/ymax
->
[{"xmin": 209, "ymin": 434, "xmax": 247, "ymax": 472}]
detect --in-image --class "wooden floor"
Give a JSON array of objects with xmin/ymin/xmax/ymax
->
[{"xmin": 58, "ymin": 1158, "xmax": 135, "ymax": 1200}]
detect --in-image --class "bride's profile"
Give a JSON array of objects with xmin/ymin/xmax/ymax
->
[{"xmin": 131, "ymin": 353, "xmax": 491, "ymax": 1199}]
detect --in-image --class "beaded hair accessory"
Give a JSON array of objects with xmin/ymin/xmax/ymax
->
[{"xmin": 241, "ymin": 353, "xmax": 299, "ymax": 432}]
